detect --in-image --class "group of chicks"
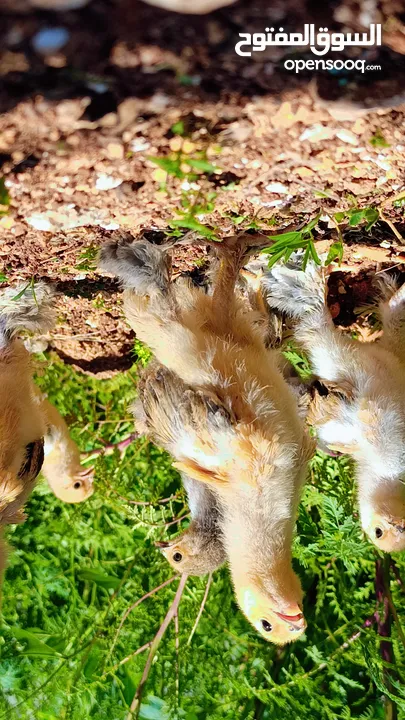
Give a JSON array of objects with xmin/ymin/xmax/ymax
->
[
  {"xmin": 1, "ymin": 232, "xmax": 405, "ymax": 647},
  {"xmin": 99, "ymin": 233, "xmax": 405, "ymax": 644}
]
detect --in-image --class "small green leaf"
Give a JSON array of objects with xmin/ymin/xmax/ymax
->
[
  {"xmin": 139, "ymin": 696, "xmax": 170, "ymax": 720},
  {"xmin": 308, "ymin": 239, "xmax": 321, "ymax": 265},
  {"xmin": 11, "ymin": 628, "xmax": 62, "ymax": 658},
  {"xmin": 334, "ymin": 211, "xmax": 347, "ymax": 223},
  {"xmin": 186, "ymin": 158, "xmax": 218, "ymax": 174},
  {"xmin": 147, "ymin": 156, "xmax": 184, "ymax": 179},
  {"xmin": 266, "ymin": 249, "xmax": 286, "ymax": 268},
  {"xmin": 122, "ymin": 664, "xmax": 143, "ymax": 706},
  {"xmin": 171, "ymin": 216, "xmax": 216, "ymax": 238},
  {"xmin": 11, "ymin": 283, "xmax": 30, "ymax": 302},
  {"xmin": 171, "ymin": 120, "xmax": 185, "ymax": 136},
  {"xmin": 83, "ymin": 643, "xmax": 103, "ymax": 679},
  {"xmin": 302, "ymin": 212, "xmax": 321, "ymax": 233},
  {"xmin": 261, "ymin": 232, "xmax": 303, "ymax": 252},
  {"xmin": 348, "ymin": 210, "xmax": 365, "ymax": 226},
  {"xmin": 302, "ymin": 244, "xmax": 311, "ymax": 271},
  {"xmin": 325, "ymin": 241, "xmax": 344, "ymax": 265},
  {"xmin": 364, "ymin": 207, "xmax": 379, "ymax": 231},
  {"xmin": 77, "ymin": 569, "xmax": 121, "ymax": 590},
  {"xmin": 0, "ymin": 273, "xmax": 8, "ymax": 283}
]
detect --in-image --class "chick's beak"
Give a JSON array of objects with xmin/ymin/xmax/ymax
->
[
  {"xmin": 275, "ymin": 609, "xmax": 306, "ymax": 632},
  {"xmin": 154, "ymin": 540, "xmax": 170, "ymax": 550}
]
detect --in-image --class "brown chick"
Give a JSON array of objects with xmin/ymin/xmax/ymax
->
[
  {"xmin": 134, "ymin": 363, "xmax": 226, "ymax": 576},
  {"xmin": 262, "ymin": 254, "xmax": 405, "ymax": 553},
  {"xmin": 99, "ymin": 234, "xmax": 314, "ymax": 644}
]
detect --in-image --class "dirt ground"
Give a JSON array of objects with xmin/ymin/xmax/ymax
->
[{"xmin": 1, "ymin": 0, "xmax": 405, "ymax": 374}]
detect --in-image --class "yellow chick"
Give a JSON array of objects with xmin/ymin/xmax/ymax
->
[
  {"xmin": 135, "ymin": 261, "xmax": 310, "ymax": 578},
  {"xmin": 99, "ymin": 234, "xmax": 314, "ymax": 644},
  {"xmin": 262, "ymin": 255, "xmax": 405, "ymax": 553},
  {"xmin": 0, "ymin": 281, "xmax": 94, "ymax": 583},
  {"xmin": 0, "ymin": 282, "xmax": 54, "ymax": 525}
]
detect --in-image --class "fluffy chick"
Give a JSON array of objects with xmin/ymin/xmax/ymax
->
[
  {"xmin": 136, "ymin": 260, "xmax": 310, "ymax": 578},
  {"xmin": 0, "ymin": 282, "xmax": 93, "ymax": 580},
  {"xmin": 262, "ymin": 255, "xmax": 405, "ymax": 553},
  {"xmin": 99, "ymin": 234, "xmax": 314, "ymax": 644},
  {"xmin": 134, "ymin": 363, "xmax": 226, "ymax": 576}
]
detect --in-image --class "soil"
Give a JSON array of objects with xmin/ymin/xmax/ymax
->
[{"xmin": 1, "ymin": 0, "xmax": 405, "ymax": 374}]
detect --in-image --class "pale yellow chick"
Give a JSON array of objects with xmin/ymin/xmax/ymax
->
[
  {"xmin": 99, "ymin": 234, "xmax": 314, "ymax": 644},
  {"xmin": 262, "ymin": 255, "xmax": 405, "ymax": 553}
]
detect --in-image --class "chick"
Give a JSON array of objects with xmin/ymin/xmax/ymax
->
[
  {"xmin": 134, "ymin": 363, "xmax": 226, "ymax": 576},
  {"xmin": 136, "ymin": 261, "xmax": 309, "ymax": 578},
  {"xmin": 0, "ymin": 282, "xmax": 93, "ymax": 561},
  {"xmin": 262, "ymin": 255, "xmax": 405, "ymax": 553},
  {"xmin": 0, "ymin": 282, "xmax": 54, "ymax": 525},
  {"xmin": 99, "ymin": 234, "xmax": 314, "ymax": 644}
]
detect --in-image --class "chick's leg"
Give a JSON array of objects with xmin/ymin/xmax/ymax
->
[
  {"xmin": 378, "ymin": 278, "xmax": 405, "ymax": 363},
  {"xmin": 37, "ymin": 394, "xmax": 93, "ymax": 503},
  {"xmin": 100, "ymin": 238, "xmax": 211, "ymax": 384}
]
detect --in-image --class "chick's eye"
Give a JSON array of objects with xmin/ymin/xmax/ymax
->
[
  {"xmin": 261, "ymin": 619, "xmax": 272, "ymax": 633},
  {"xmin": 172, "ymin": 552, "xmax": 183, "ymax": 563},
  {"xmin": 375, "ymin": 527, "xmax": 383, "ymax": 539},
  {"xmin": 73, "ymin": 481, "xmax": 81, "ymax": 489}
]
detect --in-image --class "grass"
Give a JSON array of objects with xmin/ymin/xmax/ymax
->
[{"xmin": 1, "ymin": 353, "xmax": 405, "ymax": 719}]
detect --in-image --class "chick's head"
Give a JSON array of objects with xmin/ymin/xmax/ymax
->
[
  {"xmin": 361, "ymin": 483, "xmax": 405, "ymax": 552},
  {"xmin": 156, "ymin": 525, "xmax": 225, "ymax": 576},
  {"xmin": 46, "ymin": 467, "xmax": 94, "ymax": 504},
  {"xmin": 235, "ymin": 566, "xmax": 306, "ymax": 644}
]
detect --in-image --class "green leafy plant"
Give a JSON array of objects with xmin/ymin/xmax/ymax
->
[
  {"xmin": 261, "ymin": 213, "xmax": 322, "ymax": 270},
  {"xmin": 335, "ymin": 206, "xmax": 379, "ymax": 232},
  {"xmin": 369, "ymin": 130, "xmax": 390, "ymax": 149},
  {"xmin": 260, "ymin": 202, "xmax": 383, "ymax": 273},
  {"xmin": 75, "ymin": 246, "xmax": 98, "ymax": 274},
  {"xmin": 169, "ymin": 190, "xmax": 218, "ymax": 239},
  {"xmin": 1, "ymin": 353, "xmax": 404, "ymax": 720}
]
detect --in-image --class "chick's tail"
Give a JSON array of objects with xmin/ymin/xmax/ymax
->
[{"xmin": 0, "ymin": 282, "xmax": 55, "ymax": 348}]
